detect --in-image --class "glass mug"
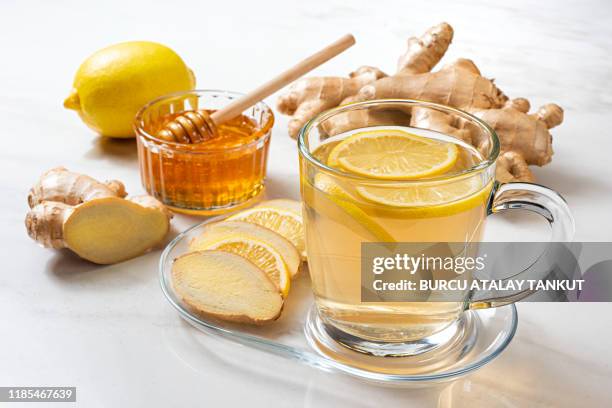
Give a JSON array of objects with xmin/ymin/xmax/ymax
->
[{"xmin": 298, "ymin": 99, "xmax": 574, "ymax": 356}]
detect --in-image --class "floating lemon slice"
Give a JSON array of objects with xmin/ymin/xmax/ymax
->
[
  {"xmin": 311, "ymin": 174, "xmax": 395, "ymax": 242},
  {"xmin": 229, "ymin": 200, "xmax": 306, "ymax": 260},
  {"xmin": 328, "ymin": 129, "xmax": 458, "ymax": 180},
  {"xmin": 200, "ymin": 236, "xmax": 291, "ymax": 298},
  {"xmin": 357, "ymin": 178, "xmax": 493, "ymax": 218}
]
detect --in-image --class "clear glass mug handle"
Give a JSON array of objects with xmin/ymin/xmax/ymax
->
[{"xmin": 469, "ymin": 182, "xmax": 575, "ymax": 309}]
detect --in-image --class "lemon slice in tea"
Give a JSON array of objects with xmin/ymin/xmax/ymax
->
[
  {"xmin": 357, "ymin": 177, "xmax": 492, "ymax": 218},
  {"xmin": 328, "ymin": 129, "xmax": 458, "ymax": 180},
  {"xmin": 311, "ymin": 174, "xmax": 394, "ymax": 242}
]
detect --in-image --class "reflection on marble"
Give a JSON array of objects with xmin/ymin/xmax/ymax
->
[{"xmin": 162, "ymin": 304, "xmax": 612, "ymax": 408}]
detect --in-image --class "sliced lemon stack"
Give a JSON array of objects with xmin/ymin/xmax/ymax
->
[
  {"xmin": 189, "ymin": 222, "xmax": 296, "ymax": 298},
  {"xmin": 228, "ymin": 199, "xmax": 306, "ymax": 260},
  {"xmin": 189, "ymin": 220, "xmax": 300, "ymax": 277},
  {"xmin": 171, "ymin": 199, "xmax": 306, "ymax": 325}
]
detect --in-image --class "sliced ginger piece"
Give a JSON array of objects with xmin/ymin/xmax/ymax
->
[
  {"xmin": 172, "ymin": 250, "xmax": 283, "ymax": 325},
  {"xmin": 61, "ymin": 197, "xmax": 170, "ymax": 264},
  {"xmin": 189, "ymin": 220, "xmax": 300, "ymax": 278}
]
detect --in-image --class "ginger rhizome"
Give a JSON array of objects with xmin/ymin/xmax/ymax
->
[
  {"xmin": 26, "ymin": 167, "xmax": 172, "ymax": 264},
  {"xmin": 277, "ymin": 66, "xmax": 386, "ymax": 138},
  {"xmin": 277, "ymin": 22, "xmax": 563, "ymax": 182}
]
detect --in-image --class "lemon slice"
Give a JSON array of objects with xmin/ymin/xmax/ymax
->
[
  {"xmin": 229, "ymin": 200, "xmax": 306, "ymax": 260},
  {"xmin": 357, "ymin": 178, "xmax": 493, "ymax": 218},
  {"xmin": 312, "ymin": 174, "xmax": 394, "ymax": 242},
  {"xmin": 259, "ymin": 199, "xmax": 302, "ymax": 216},
  {"xmin": 201, "ymin": 236, "xmax": 291, "ymax": 298},
  {"xmin": 189, "ymin": 220, "xmax": 300, "ymax": 278},
  {"xmin": 328, "ymin": 129, "xmax": 458, "ymax": 179}
]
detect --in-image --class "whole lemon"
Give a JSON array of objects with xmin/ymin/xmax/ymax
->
[{"xmin": 64, "ymin": 41, "xmax": 195, "ymax": 138}]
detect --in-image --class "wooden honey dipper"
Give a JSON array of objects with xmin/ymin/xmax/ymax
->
[{"xmin": 157, "ymin": 34, "xmax": 356, "ymax": 143}]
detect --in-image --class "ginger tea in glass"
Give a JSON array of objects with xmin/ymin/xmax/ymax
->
[{"xmin": 299, "ymin": 99, "xmax": 572, "ymax": 356}]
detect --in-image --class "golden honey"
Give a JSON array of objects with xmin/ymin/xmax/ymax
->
[{"xmin": 135, "ymin": 91, "xmax": 273, "ymax": 214}]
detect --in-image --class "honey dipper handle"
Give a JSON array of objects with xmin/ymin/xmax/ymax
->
[{"xmin": 210, "ymin": 34, "xmax": 356, "ymax": 125}]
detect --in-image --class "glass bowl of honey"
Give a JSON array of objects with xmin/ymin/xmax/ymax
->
[{"xmin": 134, "ymin": 90, "xmax": 274, "ymax": 215}]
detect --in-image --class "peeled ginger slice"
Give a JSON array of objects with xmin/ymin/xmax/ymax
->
[{"xmin": 172, "ymin": 250, "xmax": 283, "ymax": 325}]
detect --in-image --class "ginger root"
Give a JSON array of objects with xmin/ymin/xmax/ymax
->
[
  {"xmin": 277, "ymin": 66, "xmax": 386, "ymax": 138},
  {"xmin": 26, "ymin": 167, "xmax": 172, "ymax": 264},
  {"xmin": 28, "ymin": 167, "xmax": 127, "ymax": 207},
  {"xmin": 472, "ymin": 100, "xmax": 563, "ymax": 167},
  {"xmin": 277, "ymin": 22, "xmax": 564, "ymax": 183}
]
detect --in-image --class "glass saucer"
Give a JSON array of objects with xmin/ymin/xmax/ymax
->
[{"xmin": 160, "ymin": 218, "xmax": 518, "ymax": 385}]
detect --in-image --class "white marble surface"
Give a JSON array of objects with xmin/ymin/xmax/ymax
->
[{"xmin": 2, "ymin": 0, "xmax": 612, "ymax": 406}]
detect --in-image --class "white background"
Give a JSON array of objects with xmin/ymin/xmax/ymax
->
[{"xmin": 1, "ymin": 0, "xmax": 611, "ymax": 406}]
